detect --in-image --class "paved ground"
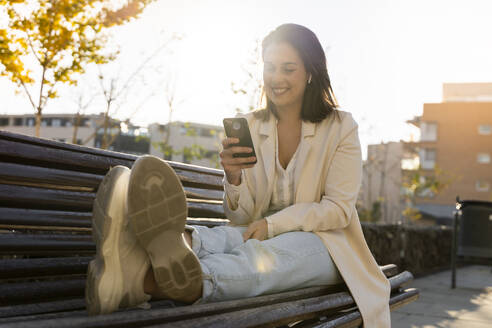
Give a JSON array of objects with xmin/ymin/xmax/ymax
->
[{"xmin": 392, "ymin": 265, "xmax": 492, "ymax": 327}]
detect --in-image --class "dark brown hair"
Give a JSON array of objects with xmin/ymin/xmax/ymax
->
[{"xmin": 254, "ymin": 23, "xmax": 340, "ymax": 123}]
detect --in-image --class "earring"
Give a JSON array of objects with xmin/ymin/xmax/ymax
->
[{"xmin": 308, "ymin": 75, "xmax": 312, "ymax": 84}]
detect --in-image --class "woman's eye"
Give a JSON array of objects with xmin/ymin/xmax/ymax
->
[{"xmin": 284, "ymin": 69, "xmax": 295, "ymax": 73}]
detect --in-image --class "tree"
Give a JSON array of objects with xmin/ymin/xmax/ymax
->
[
  {"xmin": 0, "ymin": 0, "xmax": 155, "ymax": 136},
  {"xmin": 401, "ymin": 165, "xmax": 455, "ymax": 223},
  {"xmin": 231, "ymin": 39, "xmax": 263, "ymax": 114}
]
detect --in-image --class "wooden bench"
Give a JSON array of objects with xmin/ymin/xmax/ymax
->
[{"xmin": 0, "ymin": 130, "xmax": 419, "ymax": 327}]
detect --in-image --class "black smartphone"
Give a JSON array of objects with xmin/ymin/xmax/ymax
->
[{"xmin": 223, "ymin": 117, "xmax": 257, "ymax": 164}]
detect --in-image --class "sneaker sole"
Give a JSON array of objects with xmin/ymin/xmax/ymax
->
[
  {"xmin": 127, "ymin": 156, "xmax": 202, "ymax": 303},
  {"xmin": 86, "ymin": 166, "xmax": 130, "ymax": 315}
]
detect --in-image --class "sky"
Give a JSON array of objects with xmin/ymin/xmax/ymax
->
[{"xmin": 2, "ymin": 0, "xmax": 492, "ymax": 160}]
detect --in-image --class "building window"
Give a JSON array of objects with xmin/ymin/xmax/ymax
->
[
  {"xmin": 419, "ymin": 148, "xmax": 436, "ymax": 169},
  {"xmin": 26, "ymin": 117, "xmax": 35, "ymax": 126},
  {"xmin": 420, "ymin": 122, "xmax": 437, "ymax": 141},
  {"xmin": 476, "ymin": 181, "xmax": 490, "ymax": 192},
  {"xmin": 52, "ymin": 119, "xmax": 61, "ymax": 127},
  {"xmin": 477, "ymin": 153, "xmax": 491, "ymax": 164},
  {"xmin": 14, "ymin": 118, "xmax": 23, "ymax": 126},
  {"xmin": 0, "ymin": 118, "xmax": 9, "ymax": 126},
  {"xmin": 401, "ymin": 156, "xmax": 420, "ymax": 170},
  {"xmin": 478, "ymin": 124, "xmax": 491, "ymax": 135},
  {"xmin": 41, "ymin": 118, "xmax": 51, "ymax": 127},
  {"xmin": 199, "ymin": 128, "xmax": 215, "ymax": 138}
]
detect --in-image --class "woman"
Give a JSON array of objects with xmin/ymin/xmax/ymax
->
[{"xmin": 86, "ymin": 24, "xmax": 391, "ymax": 327}]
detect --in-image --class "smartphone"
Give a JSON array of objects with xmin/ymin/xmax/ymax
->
[{"xmin": 223, "ymin": 117, "xmax": 257, "ymax": 164}]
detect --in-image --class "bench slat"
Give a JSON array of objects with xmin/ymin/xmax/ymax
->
[
  {"xmin": 0, "ymin": 257, "xmax": 92, "ymax": 280},
  {"xmin": 0, "ymin": 185, "xmax": 225, "ymax": 213},
  {"xmin": 184, "ymin": 187, "xmax": 223, "ymax": 201},
  {"xmin": 0, "ymin": 299, "xmax": 87, "ymax": 320},
  {"xmin": 0, "ymin": 139, "xmax": 134, "ymax": 175},
  {"xmin": 0, "ymin": 208, "xmax": 92, "ymax": 228},
  {"xmin": 0, "ymin": 263, "xmax": 405, "ymax": 307},
  {"xmin": 0, "ymin": 207, "xmax": 228, "ymax": 230},
  {"xmin": 0, "ymin": 131, "xmax": 224, "ymax": 176},
  {"xmin": 0, "ymin": 234, "xmax": 94, "ymax": 255},
  {"xmin": 0, "ymin": 184, "xmax": 94, "ymax": 211},
  {"xmin": 187, "ymin": 200, "xmax": 225, "ymax": 218},
  {"xmin": 309, "ymin": 288, "xmax": 420, "ymax": 328},
  {"xmin": 0, "ymin": 278, "xmax": 86, "ymax": 305},
  {"xmin": 1, "ymin": 272, "xmax": 411, "ymax": 328},
  {"xmin": 173, "ymin": 167, "xmax": 223, "ymax": 190},
  {"xmin": 0, "ymin": 162, "xmax": 103, "ymax": 191}
]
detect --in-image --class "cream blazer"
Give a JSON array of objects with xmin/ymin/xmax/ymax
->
[{"xmin": 223, "ymin": 109, "xmax": 391, "ymax": 328}]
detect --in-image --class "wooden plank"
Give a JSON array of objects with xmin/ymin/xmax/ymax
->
[
  {"xmin": 149, "ymin": 277, "xmax": 417, "ymax": 328},
  {"xmin": 0, "ymin": 162, "xmax": 103, "ymax": 190},
  {"xmin": 0, "ymin": 208, "xmax": 92, "ymax": 228},
  {"xmin": 0, "ymin": 299, "xmax": 87, "ymax": 320},
  {"xmin": 306, "ymin": 288, "xmax": 420, "ymax": 328},
  {"xmin": 0, "ymin": 270, "xmax": 409, "ymax": 327},
  {"xmin": 0, "ymin": 184, "xmax": 224, "ymax": 216},
  {"xmin": 0, "ymin": 131, "xmax": 224, "ymax": 179},
  {"xmin": 0, "ymin": 257, "xmax": 92, "ymax": 279},
  {"xmin": 0, "ymin": 234, "xmax": 95, "ymax": 255},
  {"xmin": 0, "ymin": 203, "xmax": 225, "ymax": 230},
  {"xmin": 173, "ymin": 167, "xmax": 223, "ymax": 190},
  {"xmin": 0, "ymin": 139, "xmax": 133, "ymax": 175},
  {"xmin": 0, "ymin": 184, "xmax": 95, "ymax": 211},
  {"xmin": 186, "ymin": 218, "xmax": 229, "ymax": 227},
  {"xmin": 184, "ymin": 187, "xmax": 224, "ymax": 201},
  {"xmin": 0, "ymin": 278, "xmax": 86, "ymax": 305},
  {"xmin": 187, "ymin": 200, "xmax": 225, "ymax": 218},
  {"xmin": 0, "ymin": 130, "xmax": 138, "ymax": 162}
]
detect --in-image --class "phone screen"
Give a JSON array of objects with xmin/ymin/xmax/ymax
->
[{"xmin": 223, "ymin": 117, "xmax": 257, "ymax": 164}]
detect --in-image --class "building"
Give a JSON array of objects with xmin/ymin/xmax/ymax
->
[
  {"xmin": 404, "ymin": 82, "xmax": 492, "ymax": 223},
  {"xmin": 0, "ymin": 113, "xmax": 150, "ymax": 155},
  {"xmin": 0, "ymin": 113, "xmax": 100, "ymax": 145},
  {"xmin": 149, "ymin": 121, "xmax": 224, "ymax": 169},
  {"xmin": 359, "ymin": 141, "xmax": 406, "ymax": 224}
]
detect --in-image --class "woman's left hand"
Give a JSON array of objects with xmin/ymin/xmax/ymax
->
[{"xmin": 243, "ymin": 219, "xmax": 268, "ymax": 241}]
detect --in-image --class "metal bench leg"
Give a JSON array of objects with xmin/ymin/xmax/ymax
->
[{"xmin": 451, "ymin": 208, "xmax": 460, "ymax": 289}]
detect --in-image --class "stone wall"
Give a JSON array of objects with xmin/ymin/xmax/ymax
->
[{"xmin": 361, "ymin": 223, "xmax": 453, "ymax": 277}]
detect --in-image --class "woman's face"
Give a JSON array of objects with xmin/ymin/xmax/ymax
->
[{"xmin": 263, "ymin": 42, "xmax": 309, "ymax": 111}]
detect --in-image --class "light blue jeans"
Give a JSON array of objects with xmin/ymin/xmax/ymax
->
[{"xmin": 185, "ymin": 225, "xmax": 344, "ymax": 302}]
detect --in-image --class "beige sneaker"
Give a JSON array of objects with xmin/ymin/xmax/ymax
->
[
  {"xmin": 128, "ymin": 156, "xmax": 202, "ymax": 303},
  {"xmin": 86, "ymin": 166, "xmax": 151, "ymax": 316}
]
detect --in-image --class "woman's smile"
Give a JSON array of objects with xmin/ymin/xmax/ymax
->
[{"xmin": 272, "ymin": 87, "xmax": 289, "ymax": 96}]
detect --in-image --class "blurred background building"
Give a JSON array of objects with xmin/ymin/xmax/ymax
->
[
  {"xmin": 405, "ymin": 82, "xmax": 492, "ymax": 222},
  {"xmin": 148, "ymin": 122, "xmax": 224, "ymax": 168},
  {"xmin": 0, "ymin": 113, "xmax": 224, "ymax": 168},
  {"xmin": 359, "ymin": 82, "xmax": 492, "ymax": 226}
]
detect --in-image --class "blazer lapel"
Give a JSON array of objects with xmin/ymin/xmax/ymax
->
[
  {"xmin": 294, "ymin": 120, "xmax": 315, "ymax": 200},
  {"xmin": 258, "ymin": 118, "xmax": 275, "ymax": 210}
]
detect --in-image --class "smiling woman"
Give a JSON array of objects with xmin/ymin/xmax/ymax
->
[{"xmin": 86, "ymin": 22, "xmax": 392, "ymax": 328}]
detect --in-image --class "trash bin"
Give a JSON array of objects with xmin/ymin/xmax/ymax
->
[{"xmin": 451, "ymin": 197, "xmax": 492, "ymax": 288}]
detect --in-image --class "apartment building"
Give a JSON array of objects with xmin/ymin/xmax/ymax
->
[
  {"xmin": 148, "ymin": 121, "xmax": 225, "ymax": 169},
  {"xmin": 0, "ymin": 113, "xmax": 150, "ymax": 155},
  {"xmin": 359, "ymin": 141, "xmax": 406, "ymax": 224},
  {"xmin": 0, "ymin": 113, "xmax": 100, "ymax": 145},
  {"xmin": 404, "ymin": 82, "xmax": 492, "ymax": 221}
]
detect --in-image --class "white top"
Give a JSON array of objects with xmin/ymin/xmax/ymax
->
[{"xmin": 223, "ymin": 121, "xmax": 302, "ymax": 235}]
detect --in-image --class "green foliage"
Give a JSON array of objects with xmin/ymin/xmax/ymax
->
[
  {"xmin": 357, "ymin": 199, "xmax": 383, "ymax": 223},
  {"xmin": 0, "ymin": 0, "xmax": 155, "ymax": 135},
  {"xmin": 401, "ymin": 165, "xmax": 455, "ymax": 222},
  {"xmin": 152, "ymin": 123, "xmax": 221, "ymax": 168}
]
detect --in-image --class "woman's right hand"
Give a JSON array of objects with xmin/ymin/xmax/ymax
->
[{"xmin": 220, "ymin": 137, "xmax": 256, "ymax": 186}]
